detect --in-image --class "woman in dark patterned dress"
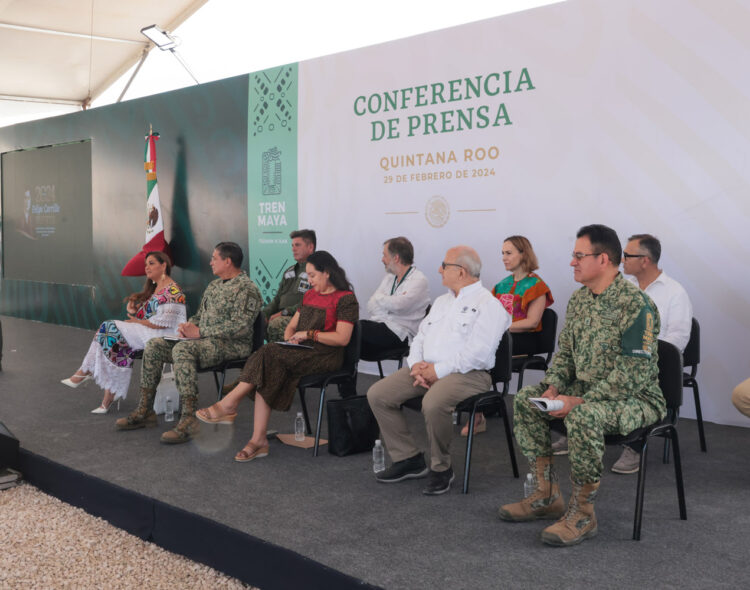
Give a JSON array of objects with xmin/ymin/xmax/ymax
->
[{"xmin": 196, "ymin": 251, "xmax": 358, "ymax": 462}]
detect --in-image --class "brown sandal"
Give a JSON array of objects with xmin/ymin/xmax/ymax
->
[
  {"xmin": 196, "ymin": 403, "xmax": 237, "ymax": 425},
  {"xmin": 234, "ymin": 442, "xmax": 269, "ymax": 462},
  {"xmin": 460, "ymin": 413, "xmax": 487, "ymax": 437}
]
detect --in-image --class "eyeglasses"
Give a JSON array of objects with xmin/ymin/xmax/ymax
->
[
  {"xmin": 571, "ymin": 252, "xmax": 602, "ymax": 261},
  {"xmin": 441, "ymin": 261, "xmax": 464, "ymax": 270},
  {"xmin": 623, "ymin": 252, "xmax": 647, "ymax": 259}
]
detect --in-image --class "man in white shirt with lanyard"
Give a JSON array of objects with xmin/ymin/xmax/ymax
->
[
  {"xmin": 367, "ymin": 245, "xmax": 510, "ymax": 495},
  {"xmin": 363, "ymin": 236, "xmax": 431, "ymax": 358},
  {"xmin": 616, "ymin": 233, "xmax": 692, "ymax": 473}
]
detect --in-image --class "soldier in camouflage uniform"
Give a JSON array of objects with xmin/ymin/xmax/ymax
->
[
  {"xmin": 116, "ymin": 242, "xmax": 262, "ymax": 444},
  {"xmin": 220, "ymin": 230, "xmax": 316, "ymax": 395},
  {"xmin": 498, "ymin": 224, "xmax": 665, "ymax": 547},
  {"xmin": 263, "ymin": 229, "xmax": 315, "ymax": 342}
]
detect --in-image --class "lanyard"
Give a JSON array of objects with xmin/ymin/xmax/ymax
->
[{"xmin": 391, "ymin": 266, "xmax": 413, "ymax": 295}]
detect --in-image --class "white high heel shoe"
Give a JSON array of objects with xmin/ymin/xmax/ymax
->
[
  {"xmin": 91, "ymin": 404, "xmax": 110, "ymax": 414},
  {"xmin": 61, "ymin": 374, "xmax": 93, "ymax": 388}
]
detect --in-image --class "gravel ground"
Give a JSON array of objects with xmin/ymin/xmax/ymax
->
[{"xmin": 0, "ymin": 484, "xmax": 255, "ymax": 590}]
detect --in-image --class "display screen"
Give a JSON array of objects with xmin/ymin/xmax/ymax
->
[{"xmin": 1, "ymin": 140, "xmax": 93, "ymax": 284}]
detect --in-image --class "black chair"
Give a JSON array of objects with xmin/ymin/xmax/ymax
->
[
  {"xmin": 512, "ymin": 308, "xmax": 558, "ymax": 391},
  {"xmin": 402, "ymin": 330, "xmax": 519, "ymax": 493},
  {"xmin": 205, "ymin": 312, "xmax": 267, "ymax": 399},
  {"xmin": 682, "ymin": 318, "xmax": 706, "ymax": 452},
  {"xmin": 297, "ymin": 321, "xmax": 362, "ymax": 456},
  {"xmin": 360, "ymin": 305, "xmax": 431, "ymax": 378},
  {"xmin": 550, "ymin": 340, "xmax": 687, "ymax": 540},
  {"xmin": 361, "ymin": 342, "xmax": 410, "ymax": 379}
]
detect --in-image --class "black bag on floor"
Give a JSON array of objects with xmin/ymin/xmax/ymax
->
[{"xmin": 326, "ymin": 395, "xmax": 379, "ymax": 457}]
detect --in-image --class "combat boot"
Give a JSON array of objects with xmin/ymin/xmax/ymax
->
[
  {"xmin": 160, "ymin": 395, "xmax": 199, "ymax": 444},
  {"xmin": 498, "ymin": 456, "xmax": 565, "ymax": 521},
  {"xmin": 540, "ymin": 480, "xmax": 599, "ymax": 546},
  {"xmin": 115, "ymin": 388, "xmax": 157, "ymax": 430}
]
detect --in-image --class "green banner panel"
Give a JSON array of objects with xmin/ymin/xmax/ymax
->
[{"xmin": 247, "ymin": 64, "xmax": 299, "ymax": 303}]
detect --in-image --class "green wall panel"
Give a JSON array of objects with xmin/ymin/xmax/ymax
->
[{"xmin": 0, "ymin": 74, "xmax": 250, "ymax": 330}]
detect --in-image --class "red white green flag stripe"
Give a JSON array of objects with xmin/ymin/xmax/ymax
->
[{"xmin": 121, "ymin": 128, "xmax": 170, "ymax": 276}]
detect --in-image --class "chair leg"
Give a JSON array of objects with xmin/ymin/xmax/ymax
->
[
  {"xmin": 669, "ymin": 427, "xmax": 687, "ymax": 520},
  {"xmin": 313, "ymin": 386, "xmax": 328, "ymax": 457},
  {"xmin": 691, "ymin": 382, "xmax": 707, "ymax": 452},
  {"xmin": 214, "ymin": 369, "xmax": 227, "ymax": 401},
  {"xmin": 632, "ymin": 438, "xmax": 649, "ymax": 541},
  {"xmin": 462, "ymin": 408, "xmax": 478, "ymax": 494},
  {"xmin": 516, "ymin": 369, "xmax": 525, "ymax": 393},
  {"xmin": 376, "ymin": 361, "xmax": 385, "ymax": 379},
  {"xmin": 298, "ymin": 387, "xmax": 312, "ymax": 435},
  {"xmin": 499, "ymin": 401, "xmax": 519, "ymax": 479}
]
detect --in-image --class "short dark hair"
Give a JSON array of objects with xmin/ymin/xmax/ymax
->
[
  {"xmin": 384, "ymin": 236, "xmax": 414, "ymax": 265},
  {"xmin": 628, "ymin": 233, "xmax": 661, "ymax": 264},
  {"xmin": 214, "ymin": 241, "xmax": 243, "ymax": 268},
  {"xmin": 576, "ymin": 224, "xmax": 621, "ymax": 265},
  {"xmin": 290, "ymin": 229, "xmax": 317, "ymax": 249}
]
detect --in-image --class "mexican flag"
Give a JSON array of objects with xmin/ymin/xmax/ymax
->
[{"xmin": 121, "ymin": 129, "xmax": 171, "ymax": 275}]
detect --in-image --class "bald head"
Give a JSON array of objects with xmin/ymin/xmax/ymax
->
[
  {"xmin": 440, "ymin": 245, "xmax": 482, "ymax": 294},
  {"xmin": 453, "ymin": 246, "xmax": 481, "ymax": 278}
]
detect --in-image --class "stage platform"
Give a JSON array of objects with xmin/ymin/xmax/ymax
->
[{"xmin": 1, "ymin": 315, "xmax": 749, "ymax": 589}]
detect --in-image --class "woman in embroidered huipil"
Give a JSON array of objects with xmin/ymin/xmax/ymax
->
[
  {"xmin": 462, "ymin": 235, "xmax": 554, "ymax": 436},
  {"xmin": 196, "ymin": 250, "xmax": 359, "ymax": 463},
  {"xmin": 61, "ymin": 252, "xmax": 186, "ymax": 414}
]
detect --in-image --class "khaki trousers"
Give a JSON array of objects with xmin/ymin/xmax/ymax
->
[
  {"xmin": 367, "ymin": 367, "xmax": 491, "ymax": 471},
  {"xmin": 732, "ymin": 378, "xmax": 750, "ymax": 418}
]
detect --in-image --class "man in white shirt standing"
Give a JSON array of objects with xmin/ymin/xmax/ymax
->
[
  {"xmin": 363, "ymin": 236, "xmax": 431, "ymax": 358},
  {"xmin": 615, "ymin": 233, "xmax": 692, "ymax": 473},
  {"xmin": 367, "ymin": 246, "xmax": 511, "ymax": 495}
]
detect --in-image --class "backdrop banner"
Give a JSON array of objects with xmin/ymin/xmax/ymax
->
[
  {"xmin": 295, "ymin": 0, "xmax": 750, "ymax": 426},
  {"xmin": 248, "ymin": 64, "xmax": 299, "ymax": 304}
]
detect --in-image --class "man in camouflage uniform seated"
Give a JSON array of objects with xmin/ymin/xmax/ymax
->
[
  {"xmin": 116, "ymin": 242, "xmax": 262, "ymax": 444},
  {"xmin": 498, "ymin": 224, "xmax": 665, "ymax": 546},
  {"xmin": 263, "ymin": 229, "xmax": 315, "ymax": 342}
]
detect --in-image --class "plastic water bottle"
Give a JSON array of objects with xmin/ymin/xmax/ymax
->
[
  {"xmin": 294, "ymin": 412, "xmax": 305, "ymax": 441},
  {"xmin": 523, "ymin": 473, "xmax": 535, "ymax": 497},
  {"xmin": 165, "ymin": 396, "xmax": 174, "ymax": 422},
  {"xmin": 372, "ymin": 439, "xmax": 385, "ymax": 473}
]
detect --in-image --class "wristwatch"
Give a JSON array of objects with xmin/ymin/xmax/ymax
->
[{"xmin": 281, "ymin": 309, "xmax": 290, "ymax": 317}]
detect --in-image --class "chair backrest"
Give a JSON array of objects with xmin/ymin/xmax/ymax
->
[
  {"xmin": 342, "ymin": 321, "xmax": 362, "ymax": 374},
  {"xmin": 511, "ymin": 307, "xmax": 558, "ymax": 358},
  {"xmin": 682, "ymin": 317, "xmax": 699, "ymax": 369},
  {"xmin": 658, "ymin": 339, "xmax": 683, "ymax": 412},
  {"xmin": 490, "ymin": 330, "xmax": 513, "ymax": 389},
  {"xmin": 252, "ymin": 313, "xmax": 267, "ymax": 352}
]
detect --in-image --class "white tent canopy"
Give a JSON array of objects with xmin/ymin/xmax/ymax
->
[
  {"xmin": 0, "ymin": 0, "xmax": 207, "ymax": 118},
  {"xmin": 0, "ymin": 0, "xmax": 559, "ymax": 126}
]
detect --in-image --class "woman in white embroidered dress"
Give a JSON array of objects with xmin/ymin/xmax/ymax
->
[{"xmin": 61, "ymin": 251, "xmax": 187, "ymax": 414}]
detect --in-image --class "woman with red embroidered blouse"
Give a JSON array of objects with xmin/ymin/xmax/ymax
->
[
  {"xmin": 493, "ymin": 235, "xmax": 554, "ymax": 333},
  {"xmin": 462, "ymin": 235, "xmax": 554, "ymax": 436},
  {"xmin": 196, "ymin": 250, "xmax": 358, "ymax": 462}
]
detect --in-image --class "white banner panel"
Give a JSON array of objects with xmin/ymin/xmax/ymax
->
[{"xmin": 298, "ymin": 0, "xmax": 750, "ymax": 427}]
